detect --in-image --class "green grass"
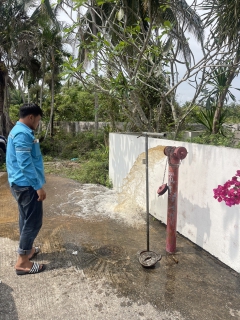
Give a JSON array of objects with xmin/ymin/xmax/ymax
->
[
  {"xmin": 44, "ymin": 158, "xmax": 112, "ymax": 188},
  {"xmin": 42, "ymin": 130, "xmax": 112, "ymax": 187}
]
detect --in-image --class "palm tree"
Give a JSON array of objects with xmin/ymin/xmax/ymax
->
[
  {"xmin": 0, "ymin": 0, "xmax": 66, "ymax": 135},
  {"xmin": 0, "ymin": 0, "xmax": 35, "ymax": 134},
  {"xmin": 202, "ymin": 0, "xmax": 240, "ymax": 134},
  {"xmin": 0, "ymin": 0, "xmax": 51, "ymax": 134},
  {"xmin": 30, "ymin": 1, "xmax": 73, "ymax": 137},
  {"xmin": 200, "ymin": 66, "xmax": 238, "ymax": 108},
  {"xmin": 45, "ymin": 26, "xmax": 69, "ymax": 137}
]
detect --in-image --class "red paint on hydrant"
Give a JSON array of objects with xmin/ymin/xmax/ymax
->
[{"xmin": 164, "ymin": 146, "xmax": 188, "ymax": 253}]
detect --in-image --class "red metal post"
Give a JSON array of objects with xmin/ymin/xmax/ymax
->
[{"xmin": 164, "ymin": 146, "xmax": 188, "ymax": 253}]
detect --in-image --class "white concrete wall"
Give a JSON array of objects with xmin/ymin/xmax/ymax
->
[{"xmin": 109, "ymin": 133, "xmax": 240, "ymax": 273}]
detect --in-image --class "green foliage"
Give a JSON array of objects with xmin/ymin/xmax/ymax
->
[
  {"xmin": 194, "ymin": 105, "xmax": 229, "ymax": 134},
  {"xmin": 41, "ymin": 131, "xmax": 103, "ymax": 158},
  {"xmin": 188, "ymin": 131, "xmax": 237, "ymax": 148},
  {"xmin": 200, "ymin": 66, "xmax": 237, "ymax": 108},
  {"xmin": 9, "ymin": 105, "xmax": 20, "ymax": 123},
  {"xmin": 41, "ymin": 131, "xmax": 111, "ymax": 187},
  {"xmin": 203, "ymin": 0, "xmax": 240, "ymax": 46},
  {"xmin": 0, "ymin": 163, "xmax": 6, "ymax": 172},
  {"xmin": 43, "ymin": 83, "xmax": 95, "ymax": 121},
  {"xmin": 98, "ymin": 92, "xmax": 125, "ymax": 125},
  {"xmin": 63, "ymin": 0, "xmax": 203, "ymax": 131},
  {"xmin": 226, "ymin": 102, "xmax": 240, "ymax": 124},
  {"xmin": 41, "ymin": 83, "xmax": 125, "ymax": 127},
  {"xmin": 10, "ymin": 89, "xmax": 24, "ymax": 105},
  {"xmin": 180, "ymin": 101, "xmax": 233, "ymax": 135},
  {"xmin": 72, "ymin": 146, "xmax": 112, "ymax": 187}
]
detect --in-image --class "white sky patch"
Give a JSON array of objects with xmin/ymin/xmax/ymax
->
[{"xmin": 175, "ymin": 0, "xmax": 240, "ymax": 104}]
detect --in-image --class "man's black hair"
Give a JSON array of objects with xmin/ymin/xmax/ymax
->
[{"xmin": 19, "ymin": 103, "xmax": 43, "ymax": 118}]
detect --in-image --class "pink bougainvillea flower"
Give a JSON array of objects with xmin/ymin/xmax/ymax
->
[{"xmin": 213, "ymin": 171, "xmax": 240, "ymax": 207}]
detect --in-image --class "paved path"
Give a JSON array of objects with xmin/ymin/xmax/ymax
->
[{"xmin": 0, "ymin": 173, "xmax": 240, "ymax": 320}]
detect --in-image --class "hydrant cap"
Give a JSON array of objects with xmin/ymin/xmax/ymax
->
[{"xmin": 174, "ymin": 147, "xmax": 187, "ymax": 160}]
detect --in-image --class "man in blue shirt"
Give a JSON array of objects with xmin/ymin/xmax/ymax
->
[{"xmin": 6, "ymin": 103, "xmax": 46, "ymax": 275}]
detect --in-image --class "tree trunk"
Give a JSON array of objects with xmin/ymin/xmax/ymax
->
[
  {"xmin": 94, "ymin": 89, "xmax": 99, "ymax": 134},
  {"xmin": 212, "ymin": 55, "xmax": 240, "ymax": 134},
  {"xmin": 14, "ymin": 74, "xmax": 25, "ymax": 103},
  {"xmin": 94, "ymin": 51, "xmax": 99, "ymax": 134},
  {"xmin": 38, "ymin": 62, "xmax": 46, "ymax": 136},
  {"xmin": 155, "ymin": 97, "xmax": 165, "ymax": 132},
  {"xmin": 11, "ymin": 63, "xmax": 25, "ymax": 103},
  {"xmin": 0, "ymin": 61, "xmax": 12, "ymax": 136},
  {"xmin": 49, "ymin": 73, "xmax": 55, "ymax": 137},
  {"xmin": 91, "ymin": 5, "xmax": 99, "ymax": 136},
  {"xmin": 3, "ymin": 74, "xmax": 11, "ymax": 135},
  {"xmin": 0, "ymin": 83, "xmax": 5, "ymax": 135},
  {"xmin": 40, "ymin": 75, "xmax": 44, "ymax": 109},
  {"xmin": 170, "ymin": 62, "xmax": 178, "ymax": 127},
  {"xmin": 49, "ymin": 50, "xmax": 55, "ymax": 137}
]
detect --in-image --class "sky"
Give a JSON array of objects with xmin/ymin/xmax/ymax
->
[
  {"xmin": 175, "ymin": 37, "xmax": 240, "ymax": 105},
  {"xmin": 176, "ymin": 0, "xmax": 240, "ymax": 105}
]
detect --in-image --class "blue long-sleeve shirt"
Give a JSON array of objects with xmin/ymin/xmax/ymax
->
[{"xmin": 6, "ymin": 121, "xmax": 45, "ymax": 190}]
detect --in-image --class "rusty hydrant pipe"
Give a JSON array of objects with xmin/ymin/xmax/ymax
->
[{"xmin": 164, "ymin": 146, "xmax": 188, "ymax": 253}]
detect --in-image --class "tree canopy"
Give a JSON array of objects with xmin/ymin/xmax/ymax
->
[{"xmin": 1, "ymin": 0, "xmax": 240, "ymax": 136}]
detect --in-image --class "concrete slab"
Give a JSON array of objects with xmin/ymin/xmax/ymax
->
[{"xmin": 0, "ymin": 173, "xmax": 239, "ymax": 320}]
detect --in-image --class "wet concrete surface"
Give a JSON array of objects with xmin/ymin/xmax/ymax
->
[{"xmin": 0, "ymin": 172, "xmax": 240, "ymax": 320}]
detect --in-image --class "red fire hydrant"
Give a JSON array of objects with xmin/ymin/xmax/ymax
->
[{"xmin": 164, "ymin": 146, "xmax": 188, "ymax": 253}]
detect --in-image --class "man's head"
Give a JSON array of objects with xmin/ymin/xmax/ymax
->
[{"xmin": 19, "ymin": 103, "xmax": 43, "ymax": 131}]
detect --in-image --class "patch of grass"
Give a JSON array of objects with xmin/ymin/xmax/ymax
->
[
  {"xmin": 44, "ymin": 159, "xmax": 112, "ymax": 188},
  {"xmin": 42, "ymin": 130, "xmax": 112, "ymax": 187},
  {"xmin": 0, "ymin": 163, "xmax": 6, "ymax": 172}
]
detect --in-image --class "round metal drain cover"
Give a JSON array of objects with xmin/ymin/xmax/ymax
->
[{"xmin": 139, "ymin": 250, "xmax": 162, "ymax": 268}]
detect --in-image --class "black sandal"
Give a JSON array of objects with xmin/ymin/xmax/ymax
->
[{"xmin": 16, "ymin": 262, "xmax": 46, "ymax": 275}]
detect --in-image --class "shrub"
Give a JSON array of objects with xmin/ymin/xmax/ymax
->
[
  {"xmin": 41, "ymin": 130, "xmax": 111, "ymax": 187},
  {"xmin": 188, "ymin": 132, "xmax": 237, "ymax": 148}
]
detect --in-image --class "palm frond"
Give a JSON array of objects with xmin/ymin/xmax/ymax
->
[
  {"xmin": 202, "ymin": 0, "xmax": 240, "ymax": 47},
  {"xmin": 173, "ymin": 0, "xmax": 204, "ymax": 43}
]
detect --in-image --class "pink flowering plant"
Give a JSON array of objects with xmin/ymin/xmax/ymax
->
[{"xmin": 213, "ymin": 170, "xmax": 240, "ymax": 207}]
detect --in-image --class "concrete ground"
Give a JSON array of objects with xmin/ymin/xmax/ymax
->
[{"xmin": 0, "ymin": 172, "xmax": 240, "ymax": 320}]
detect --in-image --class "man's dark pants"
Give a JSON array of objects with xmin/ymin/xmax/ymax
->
[{"xmin": 11, "ymin": 184, "xmax": 43, "ymax": 255}]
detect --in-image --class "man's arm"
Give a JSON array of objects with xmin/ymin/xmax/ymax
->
[{"xmin": 14, "ymin": 132, "xmax": 43, "ymax": 191}]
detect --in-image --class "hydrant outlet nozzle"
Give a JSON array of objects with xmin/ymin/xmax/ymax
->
[
  {"xmin": 164, "ymin": 146, "xmax": 187, "ymax": 160},
  {"xmin": 173, "ymin": 147, "xmax": 188, "ymax": 160}
]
